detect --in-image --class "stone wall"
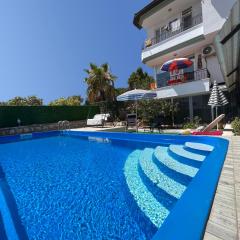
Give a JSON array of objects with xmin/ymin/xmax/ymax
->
[{"xmin": 0, "ymin": 120, "xmax": 86, "ymax": 136}]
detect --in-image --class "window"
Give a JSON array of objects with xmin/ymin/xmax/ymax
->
[
  {"xmin": 156, "ymin": 71, "xmax": 170, "ymax": 88},
  {"xmin": 169, "ymin": 19, "xmax": 181, "ymax": 32},
  {"xmin": 160, "ymin": 26, "xmax": 168, "ymax": 41},
  {"xmin": 182, "ymin": 7, "xmax": 192, "ymax": 30}
]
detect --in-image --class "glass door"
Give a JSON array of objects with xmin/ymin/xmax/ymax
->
[
  {"xmin": 182, "ymin": 7, "xmax": 192, "ymax": 30},
  {"xmin": 155, "ymin": 29, "xmax": 160, "ymax": 44}
]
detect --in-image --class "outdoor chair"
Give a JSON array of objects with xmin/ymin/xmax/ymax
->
[
  {"xmin": 125, "ymin": 114, "xmax": 138, "ymax": 132},
  {"xmin": 86, "ymin": 113, "xmax": 110, "ymax": 127}
]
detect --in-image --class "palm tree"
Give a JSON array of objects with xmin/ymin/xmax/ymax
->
[{"xmin": 84, "ymin": 63, "xmax": 117, "ymax": 103}]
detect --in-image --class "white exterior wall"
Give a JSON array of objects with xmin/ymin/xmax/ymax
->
[
  {"xmin": 139, "ymin": 0, "xmax": 236, "ymax": 99},
  {"xmin": 155, "ymin": 79, "xmax": 210, "ymax": 99},
  {"xmin": 146, "ymin": 1, "xmax": 202, "ymax": 40},
  {"xmin": 206, "ymin": 55, "xmax": 225, "ymax": 84},
  {"xmin": 202, "ymin": 0, "xmax": 236, "ymax": 35},
  {"xmin": 142, "ymin": 24, "xmax": 204, "ymax": 62}
]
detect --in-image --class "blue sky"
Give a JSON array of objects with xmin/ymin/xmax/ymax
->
[{"xmin": 0, "ymin": 0, "xmax": 151, "ymax": 103}]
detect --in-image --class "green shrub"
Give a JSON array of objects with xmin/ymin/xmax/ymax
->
[
  {"xmin": 183, "ymin": 116, "xmax": 202, "ymax": 129},
  {"xmin": 137, "ymin": 99, "xmax": 179, "ymax": 124},
  {"xmin": 231, "ymin": 117, "xmax": 240, "ymax": 135},
  {"xmin": 183, "ymin": 122, "xmax": 196, "ymax": 129}
]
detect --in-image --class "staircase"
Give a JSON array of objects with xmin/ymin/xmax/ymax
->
[{"xmin": 124, "ymin": 142, "xmax": 214, "ymax": 229}]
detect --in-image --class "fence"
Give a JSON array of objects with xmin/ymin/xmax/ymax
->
[{"xmin": 0, "ymin": 105, "xmax": 100, "ymax": 128}]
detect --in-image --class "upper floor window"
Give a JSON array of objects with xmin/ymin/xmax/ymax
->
[
  {"xmin": 169, "ymin": 19, "xmax": 181, "ymax": 32},
  {"xmin": 182, "ymin": 7, "xmax": 192, "ymax": 30}
]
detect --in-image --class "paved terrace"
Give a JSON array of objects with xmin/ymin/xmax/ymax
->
[{"xmin": 204, "ymin": 136, "xmax": 240, "ymax": 240}]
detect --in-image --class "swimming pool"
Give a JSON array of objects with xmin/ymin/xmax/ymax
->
[{"xmin": 0, "ymin": 131, "xmax": 228, "ymax": 240}]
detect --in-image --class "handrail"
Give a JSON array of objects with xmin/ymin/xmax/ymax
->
[
  {"xmin": 143, "ymin": 14, "xmax": 203, "ymax": 50},
  {"xmin": 156, "ymin": 68, "xmax": 210, "ymax": 88},
  {"xmin": 58, "ymin": 120, "xmax": 70, "ymax": 132}
]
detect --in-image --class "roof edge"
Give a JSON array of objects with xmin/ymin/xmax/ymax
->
[{"xmin": 133, "ymin": 0, "xmax": 169, "ymax": 29}]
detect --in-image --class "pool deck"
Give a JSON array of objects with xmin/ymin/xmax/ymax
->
[
  {"xmin": 204, "ymin": 136, "xmax": 240, "ymax": 240},
  {"xmin": 71, "ymin": 126, "xmax": 126, "ymax": 132}
]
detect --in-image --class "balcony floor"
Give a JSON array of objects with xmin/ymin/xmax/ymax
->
[{"xmin": 155, "ymin": 78, "xmax": 210, "ymax": 99}]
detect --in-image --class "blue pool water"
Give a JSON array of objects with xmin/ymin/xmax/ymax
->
[{"xmin": 0, "ymin": 131, "xmax": 228, "ymax": 240}]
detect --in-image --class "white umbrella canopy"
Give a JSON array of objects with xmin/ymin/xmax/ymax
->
[
  {"xmin": 208, "ymin": 81, "xmax": 228, "ymax": 107},
  {"xmin": 208, "ymin": 81, "xmax": 228, "ymax": 126},
  {"xmin": 117, "ymin": 89, "xmax": 157, "ymax": 131},
  {"xmin": 117, "ymin": 89, "xmax": 157, "ymax": 101}
]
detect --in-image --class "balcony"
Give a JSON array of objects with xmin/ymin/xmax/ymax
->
[
  {"xmin": 155, "ymin": 69, "xmax": 210, "ymax": 99},
  {"xmin": 143, "ymin": 14, "xmax": 203, "ymax": 50},
  {"xmin": 157, "ymin": 68, "xmax": 210, "ymax": 88}
]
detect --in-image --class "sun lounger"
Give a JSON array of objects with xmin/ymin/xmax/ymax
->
[
  {"xmin": 192, "ymin": 130, "xmax": 223, "ymax": 136},
  {"xmin": 86, "ymin": 113, "xmax": 110, "ymax": 127},
  {"xmin": 191, "ymin": 114, "xmax": 225, "ymax": 136}
]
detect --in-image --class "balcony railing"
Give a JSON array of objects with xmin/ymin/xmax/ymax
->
[
  {"xmin": 156, "ymin": 68, "xmax": 210, "ymax": 88},
  {"xmin": 143, "ymin": 14, "xmax": 203, "ymax": 50}
]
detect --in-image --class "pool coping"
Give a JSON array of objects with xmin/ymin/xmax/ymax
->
[
  {"xmin": 204, "ymin": 136, "xmax": 240, "ymax": 240},
  {"xmin": 0, "ymin": 130, "xmax": 230, "ymax": 240}
]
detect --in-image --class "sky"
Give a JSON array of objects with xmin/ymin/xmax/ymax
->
[{"xmin": 0, "ymin": 0, "xmax": 152, "ymax": 104}]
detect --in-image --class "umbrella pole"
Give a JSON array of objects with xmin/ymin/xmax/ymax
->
[
  {"xmin": 136, "ymin": 100, "xmax": 138, "ymax": 132},
  {"xmin": 216, "ymin": 107, "xmax": 218, "ymax": 130},
  {"xmin": 211, "ymin": 106, "xmax": 214, "ymax": 121}
]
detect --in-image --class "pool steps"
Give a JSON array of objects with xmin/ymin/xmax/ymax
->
[
  {"xmin": 124, "ymin": 141, "xmax": 213, "ymax": 228},
  {"xmin": 139, "ymin": 148, "xmax": 186, "ymax": 199},
  {"xmin": 124, "ymin": 150, "xmax": 170, "ymax": 227},
  {"xmin": 153, "ymin": 146, "xmax": 196, "ymax": 185}
]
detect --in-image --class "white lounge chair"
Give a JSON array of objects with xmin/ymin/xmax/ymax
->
[
  {"xmin": 181, "ymin": 114, "xmax": 225, "ymax": 136},
  {"xmin": 86, "ymin": 113, "xmax": 110, "ymax": 127},
  {"xmin": 192, "ymin": 114, "xmax": 225, "ymax": 135}
]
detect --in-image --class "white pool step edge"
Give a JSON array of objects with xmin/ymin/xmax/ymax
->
[
  {"xmin": 154, "ymin": 146, "xmax": 198, "ymax": 178},
  {"xmin": 139, "ymin": 148, "xmax": 186, "ymax": 199},
  {"xmin": 169, "ymin": 145, "xmax": 206, "ymax": 162},
  {"xmin": 185, "ymin": 142, "xmax": 214, "ymax": 152},
  {"xmin": 124, "ymin": 150, "xmax": 169, "ymax": 227}
]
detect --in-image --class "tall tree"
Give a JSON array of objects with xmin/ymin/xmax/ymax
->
[
  {"xmin": 49, "ymin": 95, "xmax": 83, "ymax": 106},
  {"xmin": 128, "ymin": 67, "xmax": 155, "ymax": 90},
  {"xmin": 84, "ymin": 63, "xmax": 117, "ymax": 103},
  {"xmin": 7, "ymin": 96, "xmax": 43, "ymax": 106},
  {"xmin": 114, "ymin": 87, "xmax": 128, "ymax": 97},
  {"xmin": 7, "ymin": 97, "xmax": 28, "ymax": 106},
  {"xmin": 0, "ymin": 101, "xmax": 7, "ymax": 106},
  {"xmin": 65, "ymin": 95, "xmax": 83, "ymax": 106},
  {"xmin": 26, "ymin": 96, "xmax": 43, "ymax": 106}
]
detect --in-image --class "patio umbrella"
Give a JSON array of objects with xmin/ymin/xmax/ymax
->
[
  {"xmin": 117, "ymin": 89, "xmax": 157, "ymax": 130},
  {"xmin": 160, "ymin": 58, "xmax": 193, "ymax": 72},
  {"xmin": 208, "ymin": 81, "xmax": 228, "ymax": 128}
]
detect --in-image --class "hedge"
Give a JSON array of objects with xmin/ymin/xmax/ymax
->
[{"xmin": 0, "ymin": 106, "xmax": 100, "ymax": 128}]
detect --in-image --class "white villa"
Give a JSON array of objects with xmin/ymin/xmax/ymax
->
[{"xmin": 133, "ymin": 0, "xmax": 238, "ymax": 123}]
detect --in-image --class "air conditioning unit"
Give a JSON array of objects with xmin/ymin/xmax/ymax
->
[{"xmin": 202, "ymin": 45, "xmax": 215, "ymax": 57}]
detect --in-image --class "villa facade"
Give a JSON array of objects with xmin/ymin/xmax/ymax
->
[{"xmin": 134, "ymin": 0, "xmax": 237, "ymax": 123}]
